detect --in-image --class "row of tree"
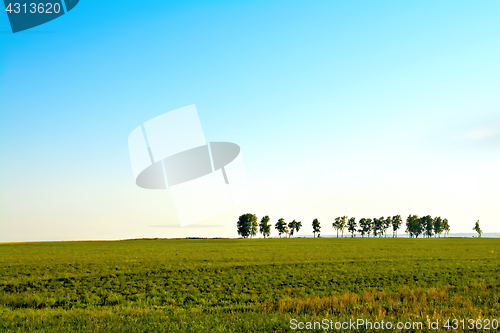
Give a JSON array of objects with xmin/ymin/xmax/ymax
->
[
  {"xmin": 236, "ymin": 214, "xmax": 302, "ymax": 238},
  {"xmin": 405, "ymin": 215, "xmax": 450, "ymax": 238},
  {"xmin": 237, "ymin": 214, "xmax": 452, "ymax": 238}
]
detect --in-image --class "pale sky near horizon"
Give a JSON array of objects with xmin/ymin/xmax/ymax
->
[{"xmin": 1, "ymin": 0, "xmax": 499, "ymax": 242}]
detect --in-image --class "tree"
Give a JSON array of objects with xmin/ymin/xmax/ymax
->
[
  {"xmin": 259, "ymin": 215, "xmax": 271, "ymax": 238},
  {"xmin": 288, "ymin": 220, "xmax": 300, "ymax": 238},
  {"xmin": 294, "ymin": 220, "xmax": 302, "ymax": 236},
  {"xmin": 332, "ymin": 216, "xmax": 347, "ymax": 238},
  {"xmin": 250, "ymin": 215, "xmax": 258, "ymax": 237},
  {"xmin": 372, "ymin": 218, "xmax": 378, "ymax": 237},
  {"xmin": 275, "ymin": 218, "xmax": 288, "ymax": 238},
  {"xmin": 358, "ymin": 218, "xmax": 371, "ymax": 238},
  {"xmin": 405, "ymin": 215, "xmax": 422, "ymax": 238},
  {"xmin": 421, "ymin": 215, "xmax": 433, "ymax": 238},
  {"xmin": 340, "ymin": 216, "xmax": 347, "ymax": 237},
  {"xmin": 373, "ymin": 217, "xmax": 384, "ymax": 237},
  {"xmin": 288, "ymin": 220, "xmax": 294, "ymax": 238},
  {"xmin": 366, "ymin": 218, "xmax": 373, "ymax": 237},
  {"xmin": 312, "ymin": 218, "xmax": 321, "ymax": 238},
  {"xmin": 473, "ymin": 220, "xmax": 482, "ymax": 238},
  {"xmin": 347, "ymin": 217, "xmax": 357, "ymax": 237},
  {"xmin": 383, "ymin": 216, "xmax": 392, "ymax": 237},
  {"xmin": 359, "ymin": 218, "xmax": 373, "ymax": 237},
  {"xmin": 237, "ymin": 213, "xmax": 258, "ymax": 238},
  {"xmin": 433, "ymin": 216, "xmax": 443, "ymax": 238},
  {"xmin": 333, "ymin": 217, "xmax": 341, "ymax": 238},
  {"xmin": 443, "ymin": 218, "xmax": 450, "ymax": 237},
  {"xmin": 392, "ymin": 215, "xmax": 402, "ymax": 238}
]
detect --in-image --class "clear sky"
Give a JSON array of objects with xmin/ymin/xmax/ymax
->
[{"xmin": 1, "ymin": 0, "xmax": 499, "ymax": 242}]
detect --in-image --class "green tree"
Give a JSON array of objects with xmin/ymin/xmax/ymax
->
[
  {"xmin": 373, "ymin": 217, "xmax": 384, "ymax": 237},
  {"xmin": 358, "ymin": 218, "xmax": 371, "ymax": 238},
  {"xmin": 473, "ymin": 220, "xmax": 482, "ymax": 238},
  {"xmin": 347, "ymin": 217, "xmax": 357, "ymax": 237},
  {"xmin": 275, "ymin": 218, "xmax": 288, "ymax": 238},
  {"xmin": 340, "ymin": 216, "xmax": 347, "ymax": 237},
  {"xmin": 443, "ymin": 218, "xmax": 450, "ymax": 237},
  {"xmin": 333, "ymin": 217, "xmax": 341, "ymax": 238},
  {"xmin": 383, "ymin": 216, "xmax": 392, "ymax": 237},
  {"xmin": 405, "ymin": 215, "xmax": 422, "ymax": 238},
  {"xmin": 237, "ymin": 213, "xmax": 257, "ymax": 238},
  {"xmin": 288, "ymin": 220, "xmax": 297, "ymax": 238},
  {"xmin": 372, "ymin": 218, "xmax": 378, "ymax": 237},
  {"xmin": 251, "ymin": 216, "xmax": 258, "ymax": 237},
  {"xmin": 433, "ymin": 216, "xmax": 443, "ymax": 238},
  {"xmin": 259, "ymin": 215, "xmax": 271, "ymax": 238},
  {"xmin": 421, "ymin": 215, "xmax": 433, "ymax": 238},
  {"xmin": 358, "ymin": 218, "xmax": 366, "ymax": 237},
  {"xmin": 333, "ymin": 216, "xmax": 347, "ymax": 238},
  {"xmin": 294, "ymin": 220, "xmax": 302, "ymax": 236},
  {"xmin": 392, "ymin": 215, "xmax": 402, "ymax": 238},
  {"xmin": 312, "ymin": 218, "xmax": 321, "ymax": 238},
  {"xmin": 366, "ymin": 218, "xmax": 373, "ymax": 237}
]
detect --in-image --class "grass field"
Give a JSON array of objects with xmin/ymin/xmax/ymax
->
[{"xmin": 1, "ymin": 238, "xmax": 499, "ymax": 332}]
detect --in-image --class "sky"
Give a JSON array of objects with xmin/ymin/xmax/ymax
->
[{"xmin": 1, "ymin": 0, "xmax": 499, "ymax": 242}]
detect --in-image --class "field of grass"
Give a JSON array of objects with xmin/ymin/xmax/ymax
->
[{"xmin": 1, "ymin": 238, "xmax": 499, "ymax": 332}]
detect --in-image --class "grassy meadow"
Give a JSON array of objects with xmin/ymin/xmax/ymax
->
[{"xmin": 1, "ymin": 238, "xmax": 499, "ymax": 332}]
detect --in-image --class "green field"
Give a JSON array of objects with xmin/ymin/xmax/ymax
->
[{"xmin": 1, "ymin": 238, "xmax": 499, "ymax": 332}]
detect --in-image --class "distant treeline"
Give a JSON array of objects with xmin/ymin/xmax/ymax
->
[{"xmin": 237, "ymin": 214, "xmax": 451, "ymax": 239}]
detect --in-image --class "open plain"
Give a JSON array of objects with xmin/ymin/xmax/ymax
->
[{"xmin": 1, "ymin": 238, "xmax": 499, "ymax": 332}]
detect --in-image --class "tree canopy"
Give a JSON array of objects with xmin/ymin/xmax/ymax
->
[
  {"xmin": 473, "ymin": 220, "xmax": 482, "ymax": 238},
  {"xmin": 333, "ymin": 216, "xmax": 347, "ymax": 238},
  {"xmin": 405, "ymin": 215, "xmax": 422, "ymax": 238},
  {"xmin": 312, "ymin": 218, "xmax": 321, "ymax": 238},
  {"xmin": 443, "ymin": 218, "xmax": 450, "ymax": 237},
  {"xmin": 347, "ymin": 217, "xmax": 357, "ymax": 237},
  {"xmin": 275, "ymin": 218, "xmax": 288, "ymax": 238},
  {"xmin": 422, "ymin": 215, "xmax": 434, "ymax": 238},
  {"xmin": 259, "ymin": 215, "xmax": 271, "ymax": 238},
  {"xmin": 358, "ymin": 218, "xmax": 371, "ymax": 238},
  {"xmin": 433, "ymin": 217, "xmax": 443, "ymax": 237},
  {"xmin": 392, "ymin": 215, "xmax": 402, "ymax": 238},
  {"xmin": 237, "ymin": 213, "xmax": 258, "ymax": 238}
]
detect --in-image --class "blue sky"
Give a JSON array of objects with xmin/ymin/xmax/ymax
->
[{"xmin": 1, "ymin": 0, "xmax": 499, "ymax": 241}]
